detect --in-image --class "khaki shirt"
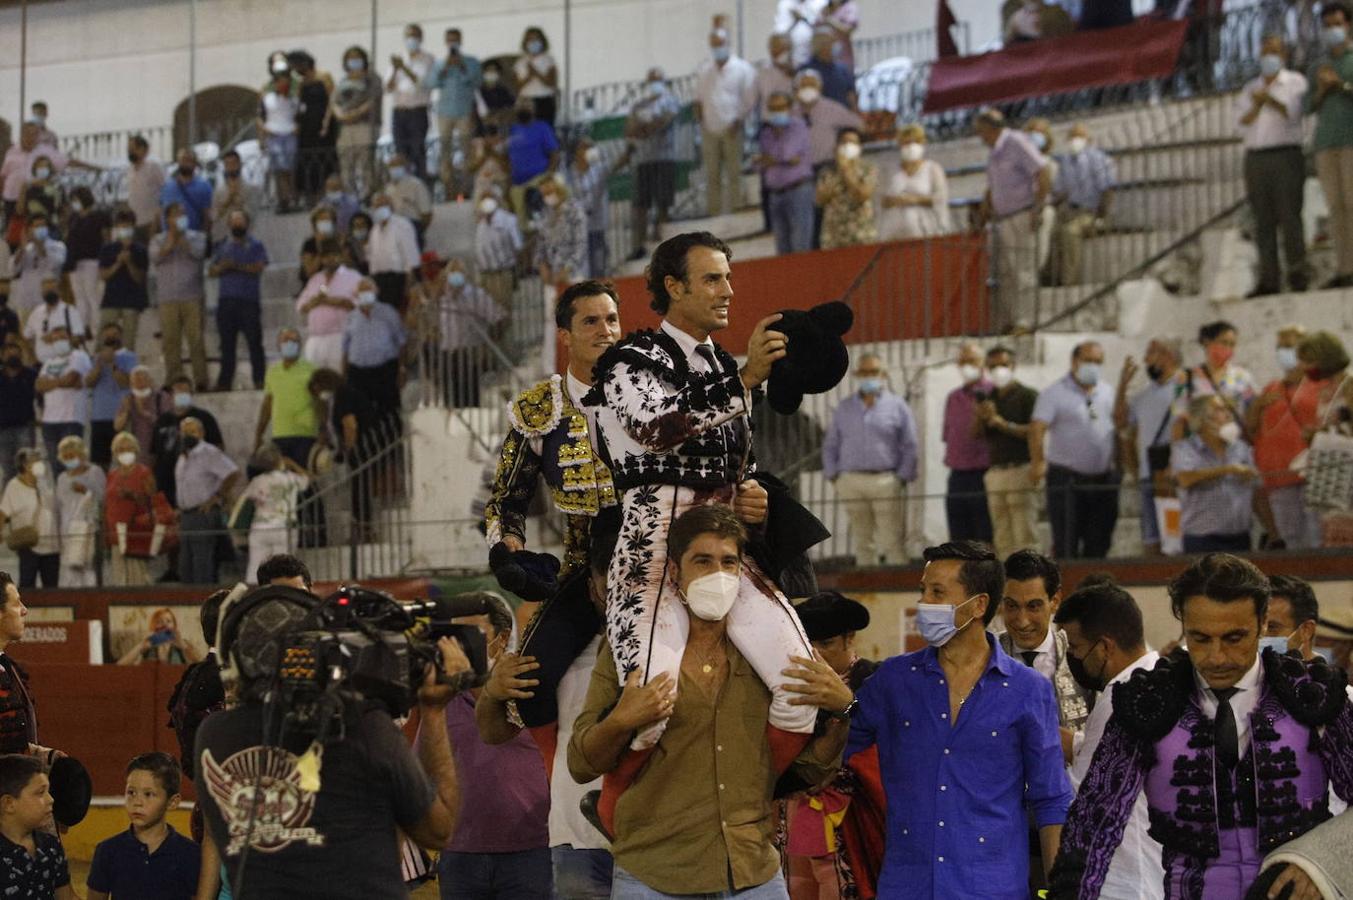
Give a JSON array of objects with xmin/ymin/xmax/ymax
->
[{"xmin": 568, "ymin": 640, "xmax": 841, "ymax": 894}]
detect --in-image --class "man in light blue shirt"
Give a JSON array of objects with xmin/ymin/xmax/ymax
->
[
  {"xmin": 85, "ymin": 322, "xmax": 137, "ymax": 468},
  {"xmin": 425, "ymin": 26, "xmax": 481, "ymax": 197},
  {"xmin": 1029, "ymin": 341, "xmax": 1119, "ymax": 559},
  {"xmin": 1050, "ymin": 124, "xmax": 1117, "ymax": 286},
  {"xmin": 1113, "ymin": 337, "xmax": 1184, "ymax": 554},
  {"xmin": 343, "ymin": 279, "xmax": 406, "ymax": 432},
  {"xmin": 822, "ymin": 352, "xmax": 918, "ymax": 565},
  {"xmin": 1171, "ymin": 394, "xmax": 1258, "ymax": 553}
]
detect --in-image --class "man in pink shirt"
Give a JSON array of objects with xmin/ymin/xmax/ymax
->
[
  {"xmin": 942, "ymin": 341, "xmax": 994, "ymax": 544},
  {"xmin": 296, "ymin": 239, "xmax": 360, "ymax": 371}
]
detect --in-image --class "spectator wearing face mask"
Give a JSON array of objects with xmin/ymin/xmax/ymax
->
[
  {"xmin": 880, "ymin": 124, "xmax": 952, "ymax": 239},
  {"xmin": 18, "ymin": 154, "xmax": 63, "ymax": 232},
  {"xmin": 1172, "ymin": 320, "xmax": 1256, "ymax": 441},
  {"xmin": 474, "ymin": 189, "xmax": 522, "ymax": 315},
  {"xmin": 149, "ymin": 376, "xmax": 223, "ymax": 508},
  {"xmin": 756, "ymin": 34, "xmax": 798, "ymax": 119},
  {"xmin": 332, "ymin": 46, "xmax": 383, "ymax": 196},
  {"xmin": 1049, "ymin": 124, "xmax": 1116, "ymax": 287},
  {"xmin": 208, "ymin": 150, "xmax": 262, "ymax": 247},
  {"xmin": 149, "ymin": 202, "xmax": 209, "ymax": 390},
  {"xmin": 815, "ymin": 126, "xmax": 876, "ymax": 249},
  {"xmin": 174, "ymin": 415, "xmax": 240, "ymax": 584},
  {"xmin": 477, "ymin": 61, "xmax": 516, "ymax": 136},
  {"xmin": 1114, "ymin": 337, "xmax": 1186, "ymax": 556},
  {"xmin": 297, "ymin": 239, "xmax": 360, "ymax": 372},
  {"xmin": 516, "ymin": 27, "xmax": 560, "ymax": 125},
  {"xmin": 23, "ymin": 276, "xmax": 84, "ymax": 364},
  {"xmin": 795, "ymin": 70, "xmax": 863, "ymax": 248},
  {"xmin": 34, "ymin": 324, "xmax": 91, "ymax": 472},
  {"xmin": 61, "ymin": 186, "xmax": 108, "ymax": 336},
  {"xmin": 425, "ymin": 27, "xmax": 482, "ymax": 199},
  {"xmin": 158, "ymin": 148, "xmax": 213, "ymax": 235},
  {"xmin": 289, "ymin": 49, "xmax": 338, "ymax": 205},
  {"xmin": 254, "ymin": 327, "xmax": 319, "ymax": 469},
  {"xmin": 345, "ymin": 211, "xmax": 373, "ymax": 275},
  {"xmin": 98, "ymin": 210, "xmax": 149, "ymax": 350},
  {"xmin": 757, "ymin": 92, "xmax": 816, "ymax": 256},
  {"xmin": 798, "ymin": 29, "xmax": 856, "ymax": 109},
  {"xmin": 1247, "ymin": 326, "xmax": 1320, "ymax": 548},
  {"xmin": 1023, "ymin": 119, "xmax": 1059, "ymax": 279},
  {"xmin": 975, "ymin": 345, "xmax": 1039, "ymax": 559},
  {"xmin": 567, "ymin": 136, "xmax": 628, "ymax": 278},
  {"xmin": 299, "ymin": 206, "xmax": 340, "ymax": 289},
  {"xmin": 1029, "ymin": 341, "xmax": 1119, "ymax": 559},
  {"xmin": 0, "ymin": 449, "xmax": 60, "ymax": 587},
  {"xmin": 54, "ymin": 435, "xmax": 105, "ymax": 588},
  {"xmin": 1172, "ymin": 395, "xmax": 1259, "ymax": 552},
  {"xmin": 84, "ymin": 323, "xmax": 136, "ymax": 469},
  {"xmin": 240, "ymin": 442, "xmax": 311, "ymax": 585},
  {"xmin": 317, "ymin": 174, "xmax": 360, "ymax": 234},
  {"xmin": 943, "ymin": 343, "xmax": 994, "ymax": 545},
  {"xmin": 385, "ymin": 153, "xmax": 434, "ymax": 246},
  {"xmin": 1308, "ymin": 1, "xmax": 1353, "ymax": 289},
  {"xmin": 208, "ymin": 210, "xmax": 269, "ymax": 390},
  {"xmin": 534, "ymin": 178, "xmax": 589, "ymax": 294},
  {"xmin": 695, "ymin": 24, "xmax": 757, "ymax": 217},
  {"xmin": 124, "ymin": 136, "xmax": 165, "ymax": 243},
  {"xmin": 387, "ymin": 24, "xmax": 436, "ymax": 184},
  {"xmin": 425, "ymin": 258, "xmax": 506, "ymax": 408},
  {"xmin": 0, "ymin": 337, "xmax": 37, "ymax": 484},
  {"xmin": 260, "ymin": 55, "xmax": 302, "ymax": 212},
  {"xmin": 1, "ymin": 121, "xmax": 66, "ymax": 225},
  {"xmin": 343, "ymin": 278, "xmax": 407, "ymax": 430},
  {"xmin": 11, "ymin": 214, "xmax": 67, "ymax": 315},
  {"xmin": 366, "ymin": 194, "xmax": 421, "ymax": 312},
  {"xmin": 623, "ymin": 69, "xmax": 680, "ymax": 263},
  {"xmin": 104, "ymin": 431, "xmax": 157, "ymax": 586},
  {"xmin": 114, "ymin": 367, "xmax": 172, "ymax": 468},
  {"xmin": 506, "ymin": 101, "xmax": 561, "ymax": 229}
]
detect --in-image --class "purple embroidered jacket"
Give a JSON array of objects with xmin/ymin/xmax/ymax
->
[{"xmin": 1050, "ymin": 650, "xmax": 1353, "ymax": 900}]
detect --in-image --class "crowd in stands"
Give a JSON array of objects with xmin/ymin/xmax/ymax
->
[{"xmin": 825, "ymin": 319, "xmax": 1353, "ymax": 565}]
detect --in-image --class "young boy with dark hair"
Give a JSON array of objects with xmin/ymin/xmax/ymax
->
[
  {"xmin": 0, "ymin": 753, "xmax": 74, "ymax": 899},
  {"xmin": 86, "ymin": 751, "xmax": 200, "ymax": 900}
]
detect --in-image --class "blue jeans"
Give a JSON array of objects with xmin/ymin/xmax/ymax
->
[
  {"xmin": 552, "ymin": 845, "xmax": 613, "ymax": 899},
  {"xmin": 610, "ymin": 866, "xmax": 787, "ymax": 899},
  {"xmin": 767, "ymin": 180, "xmax": 814, "ymax": 255},
  {"xmin": 437, "ymin": 847, "xmax": 552, "ymax": 899},
  {"xmin": 587, "ymin": 230, "xmax": 609, "ymax": 279}
]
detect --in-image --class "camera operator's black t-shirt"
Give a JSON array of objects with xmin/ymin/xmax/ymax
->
[{"xmin": 195, "ymin": 703, "xmax": 435, "ymax": 899}]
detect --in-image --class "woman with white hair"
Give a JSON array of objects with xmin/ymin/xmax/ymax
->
[
  {"xmin": 534, "ymin": 177, "xmax": 588, "ymax": 289},
  {"xmin": 0, "ymin": 448, "xmax": 59, "ymax": 587},
  {"xmin": 104, "ymin": 431, "xmax": 158, "ymax": 586},
  {"xmin": 113, "ymin": 365, "xmax": 171, "ymax": 464},
  {"xmin": 55, "ymin": 435, "xmax": 105, "ymax": 587}
]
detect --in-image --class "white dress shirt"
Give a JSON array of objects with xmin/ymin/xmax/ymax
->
[
  {"xmin": 566, "ymin": 371, "xmax": 603, "ymax": 457},
  {"xmin": 388, "ymin": 51, "xmax": 434, "ymax": 108},
  {"xmin": 1235, "ymin": 70, "xmax": 1308, "ymax": 149},
  {"xmin": 366, "ymin": 214, "xmax": 420, "ymax": 275},
  {"xmin": 695, "ymin": 56, "xmax": 758, "ymax": 134},
  {"xmin": 1021, "ymin": 626, "xmax": 1058, "ymax": 683},
  {"xmin": 660, "ymin": 319, "xmax": 718, "ymax": 374},
  {"xmin": 1193, "ymin": 653, "xmax": 1264, "ymax": 758},
  {"xmin": 1070, "ymin": 650, "xmax": 1164, "ymax": 900}
]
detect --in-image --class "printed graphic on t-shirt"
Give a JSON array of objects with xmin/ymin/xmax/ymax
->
[{"xmin": 202, "ymin": 745, "xmax": 325, "ymax": 855}]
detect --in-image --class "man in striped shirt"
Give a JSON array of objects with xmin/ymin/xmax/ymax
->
[{"xmin": 474, "ymin": 188, "xmax": 522, "ymax": 315}]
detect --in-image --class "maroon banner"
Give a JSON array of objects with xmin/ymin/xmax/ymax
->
[{"xmin": 922, "ymin": 18, "xmax": 1189, "ymax": 113}]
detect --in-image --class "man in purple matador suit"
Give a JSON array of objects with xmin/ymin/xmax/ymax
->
[{"xmin": 1049, "ymin": 553, "xmax": 1353, "ymax": 900}]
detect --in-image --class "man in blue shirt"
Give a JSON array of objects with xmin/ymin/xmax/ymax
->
[
  {"xmin": 344, "ymin": 279, "xmax": 406, "ymax": 432},
  {"xmin": 425, "ymin": 27, "xmax": 481, "ymax": 198},
  {"xmin": 207, "ymin": 210, "xmax": 269, "ymax": 390},
  {"xmin": 159, "ymin": 148, "xmax": 213, "ymax": 234},
  {"xmin": 847, "ymin": 540, "xmax": 1072, "ymax": 899},
  {"xmin": 506, "ymin": 102, "xmax": 560, "ymax": 227},
  {"xmin": 798, "ymin": 30, "xmax": 856, "ymax": 109},
  {"xmin": 85, "ymin": 322, "xmax": 137, "ymax": 468}
]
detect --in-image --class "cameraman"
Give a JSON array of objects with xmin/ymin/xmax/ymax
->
[{"xmin": 195, "ymin": 590, "xmax": 467, "ymax": 899}]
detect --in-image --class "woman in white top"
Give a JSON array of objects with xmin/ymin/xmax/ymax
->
[
  {"xmin": 0, "ymin": 448, "xmax": 59, "ymax": 587},
  {"xmin": 241, "ymin": 443, "xmax": 311, "ymax": 584},
  {"xmin": 54, "ymin": 435, "xmax": 106, "ymax": 588},
  {"xmin": 514, "ymin": 27, "xmax": 559, "ymax": 125},
  {"xmin": 259, "ymin": 51, "xmax": 302, "ymax": 211},
  {"xmin": 878, "ymin": 124, "xmax": 952, "ymax": 240}
]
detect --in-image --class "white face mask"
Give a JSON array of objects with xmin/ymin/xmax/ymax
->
[
  {"xmin": 543, "ymin": 194, "xmax": 561, "ymax": 208},
  {"xmin": 584, "ymin": 146, "xmax": 601, "ymax": 165},
  {"xmin": 959, "ymin": 363, "xmax": 983, "ymax": 384},
  {"xmin": 773, "ymin": 51, "xmax": 790, "ymax": 66},
  {"xmin": 1068, "ymin": 136, "xmax": 1088, "ymax": 155},
  {"xmin": 117, "ymin": 451, "xmax": 138, "ymax": 468},
  {"xmin": 356, "ymin": 291, "xmax": 377, "ymax": 307},
  {"xmin": 1218, "ymin": 421, "xmax": 1242, "ymax": 444},
  {"xmin": 29, "ymin": 461, "xmax": 46, "ymax": 479},
  {"xmin": 797, "ymin": 87, "xmax": 821, "ymax": 105},
  {"xmin": 682, "ymin": 571, "xmax": 740, "ymax": 621},
  {"xmin": 480, "ymin": 198, "xmax": 499, "ymax": 216},
  {"xmin": 838, "ymin": 142, "xmax": 862, "ymax": 160},
  {"xmin": 989, "ymin": 365, "xmax": 1014, "ymax": 389},
  {"xmin": 900, "ymin": 143, "xmax": 925, "ymax": 162},
  {"xmin": 132, "ymin": 387, "xmax": 152, "ymax": 399}
]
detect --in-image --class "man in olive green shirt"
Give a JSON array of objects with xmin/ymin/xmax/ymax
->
[
  {"xmin": 568, "ymin": 504, "xmax": 851, "ymax": 898},
  {"xmin": 1310, "ymin": 0, "xmax": 1353, "ymax": 287},
  {"xmin": 254, "ymin": 326, "xmax": 320, "ymax": 467}
]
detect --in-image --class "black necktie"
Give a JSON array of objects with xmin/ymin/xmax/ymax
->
[
  {"xmin": 1021, "ymin": 651, "xmax": 1038, "ymax": 667},
  {"xmin": 694, "ymin": 345, "xmax": 717, "ymax": 370},
  {"xmin": 1213, "ymin": 687, "xmax": 1239, "ymax": 769}
]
